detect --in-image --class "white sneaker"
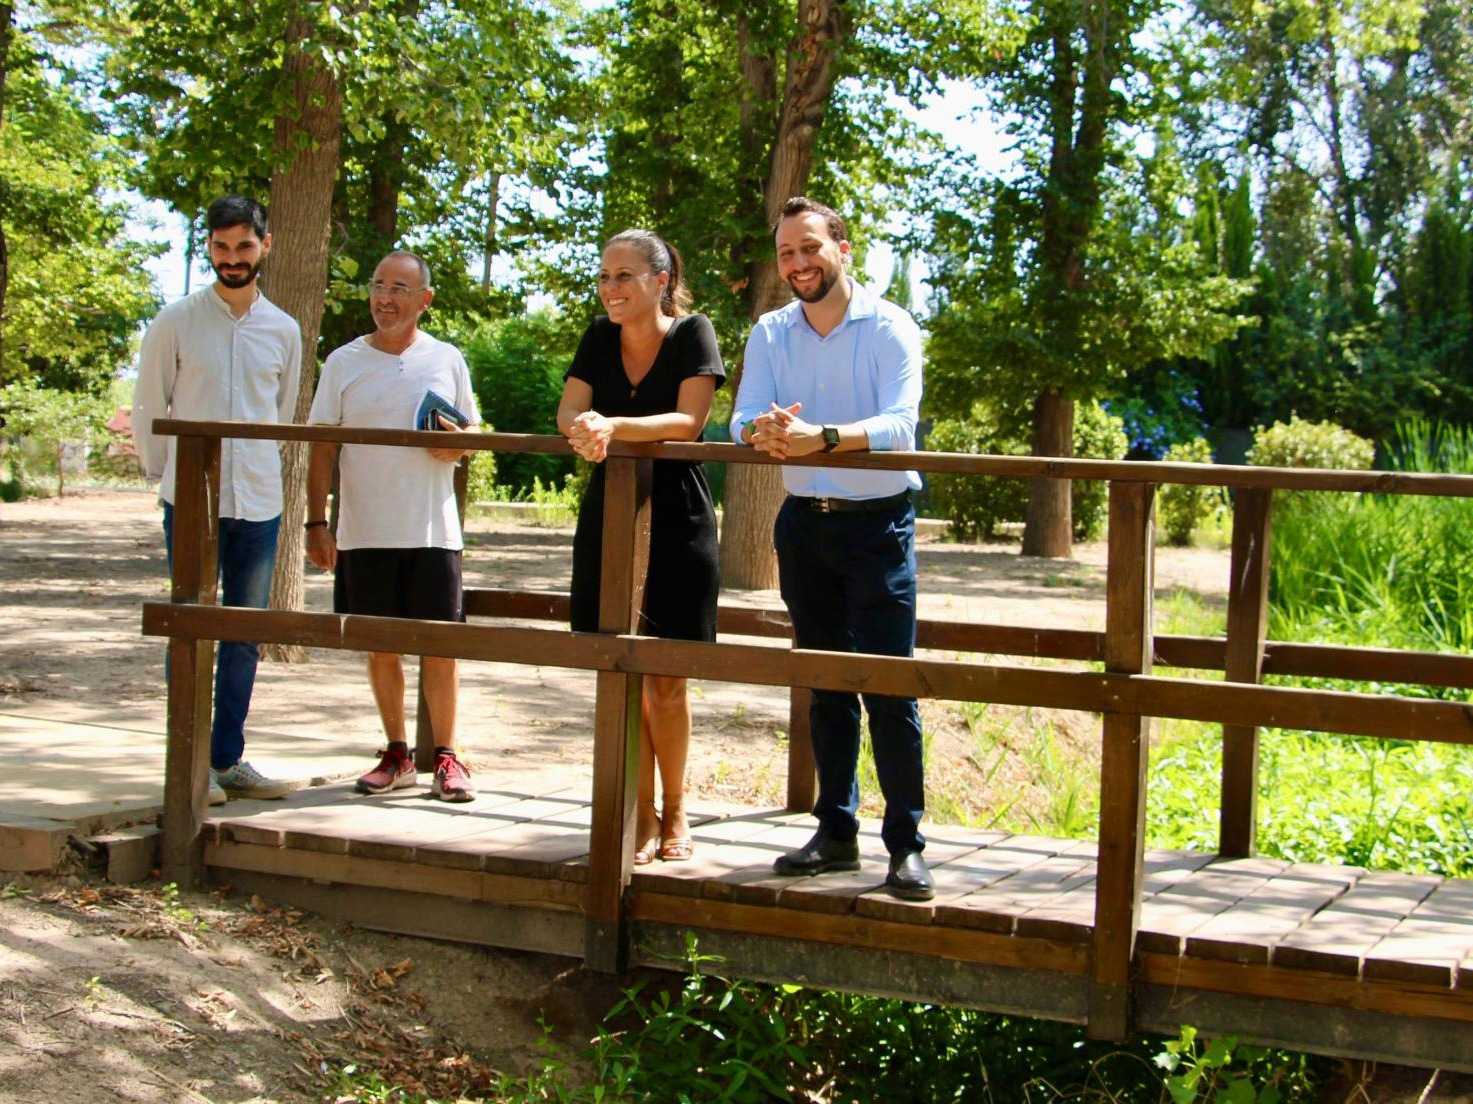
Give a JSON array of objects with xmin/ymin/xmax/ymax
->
[
  {"xmin": 216, "ymin": 760, "xmax": 291, "ymax": 800},
  {"xmin": 207, "ymin": 769, "xmax": 227, "ymax": 806}
]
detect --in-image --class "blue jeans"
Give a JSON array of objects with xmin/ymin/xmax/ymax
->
[
  {"xmin": 162, "ymin": 504, "xmax": 280, "ymax": 770},
  {"xmin": 774, "ymin": 497, "xmax": 925, "ymax": 856}
]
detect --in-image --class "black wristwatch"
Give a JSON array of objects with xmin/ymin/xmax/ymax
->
[{"xmin": 821, "ymin": 425, "xmax": 840, "ymax": 452}]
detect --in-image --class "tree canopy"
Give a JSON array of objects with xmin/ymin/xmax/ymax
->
[{"xmin": 1, "ymin": 0, "xmax": 1469, "ymax": 564}]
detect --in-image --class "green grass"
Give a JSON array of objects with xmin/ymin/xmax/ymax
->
[{"xmin": 1139, "ymin": 422, "xmax": 1473, "ymax": 873}]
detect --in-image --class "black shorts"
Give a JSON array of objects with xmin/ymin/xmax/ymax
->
[{"xmin": 333, "ymin": 547, "xmax": 464, "ymax": 622}]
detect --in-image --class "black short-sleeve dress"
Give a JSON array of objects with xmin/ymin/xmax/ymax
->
[{"xmin": 566, "ymin": 313, "xmax": 726, "ymax": 640}]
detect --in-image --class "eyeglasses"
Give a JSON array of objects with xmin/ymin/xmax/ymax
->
[{"xmin": 368, "ymin": 282, "xmax": 429, "ymax": 299}]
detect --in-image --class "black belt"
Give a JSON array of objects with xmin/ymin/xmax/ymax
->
[{"xmin": 789, "ymin": 491, "xmax": 910, "ymax": 513}]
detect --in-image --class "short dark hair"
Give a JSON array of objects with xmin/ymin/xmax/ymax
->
[
  {"xmin": 205, "ymin": 195, "xmax": 268, "ymax": 240},
  {"xmin": 776, "ymin": 196, "xmax": 846, "ymax": 243},
  {"xmin": 381, "ymin": 249, "xmax": 432, "ymax": 289}
]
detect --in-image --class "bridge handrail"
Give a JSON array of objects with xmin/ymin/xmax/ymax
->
[
  {"xmin": 152, "ymin": 418, "xmax": 1473, "ymax": 496},
  {"xmin": 145, "ymin": 417, "xmax": 1473, "ymax": 1042}
]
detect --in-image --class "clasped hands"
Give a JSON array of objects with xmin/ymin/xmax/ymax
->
[
  {"xmin": 748, "ymin": 402, "xmax": 824, "ymax": 459},
  {"xmin": 566, "ymin": 410, "xmax": 615, "ymax": 463}
]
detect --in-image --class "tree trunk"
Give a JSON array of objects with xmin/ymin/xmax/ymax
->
[
  {"xmin": 1021, "ymin": 389, "xmax": 1074, "ymax": 558},
  {"xmin": 1022, "ymin": 5, "xmax": 1115, "ymax": 557},
  {"xmin": 480, "ymin": 171, "xmax": 501, "ymax": 293},
  {"xmin": 260, "ymin": 10, "xmax": 344, "ymax": 663},
  {"xmin": 719, "ymin": 0, "xmax": 849, "ymax": 591},
  {"xmin": 0, "ymin": 1, "xmax": 14, "ymax": 378}
]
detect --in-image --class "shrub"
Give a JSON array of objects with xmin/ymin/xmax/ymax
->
[
  {"xmin": 1246, "ymin": 415, "xmax": 1374, "ymax": 471},
  {"xmin": 925, "ymin": 405, "xmax": 1028, "ymax": 541},
  {"xmin": 1071, "ymin": 400, "xmax": 1129, "ymax": 540},
  {"xmin": 464, "ymin": 443, "xmax": 498, "ymax": 506},
  {"xmin": 463, "ymin": 311, "xmax": 577, "ymax": 496},
  {"xmin": 1158, "ymin": 436, "xmax": 1221, "ymax": 546},
  {"xmin": 926, "ymin": 400, "xmax": 1126, "ymax": 542}
]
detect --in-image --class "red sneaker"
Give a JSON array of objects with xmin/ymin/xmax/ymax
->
[
  {"xmin": 431, "ymin": 752, "xmax": 476, "ymax": 803},
  {"xmin": 356, "ymin": 747, "xmax": 417, "ymax": 795}
]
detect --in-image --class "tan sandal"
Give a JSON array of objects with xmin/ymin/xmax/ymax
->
[
  {"xmin": 633, "ymin": 799, "xmax": 660, "ymax": 867},
  {"xmin": 659, "ymin": 836, "xmax": 693, "ymax": 862},
  {"xmin": 659, "ymin": 797, "xmax": 692, "ymax": 862}
]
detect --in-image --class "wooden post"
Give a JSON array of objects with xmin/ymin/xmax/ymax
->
[
  {"xmin": 785, "ymin": 686, "xmax": 816, "ymax": 813},
  {"xmin": 414, "ymin": 456, "xmax": 472, "ymax": 771},
  {"xmin": 584, "ymin": 455, "xmax": 652, "ymax": 971},
  {"xmin": 1089, "ymin": 480, "xmax": 1155, "ymax": 1040},
  {"xmin": 1219, "ymin": 488, "xmax": 1273, "ymax": 858},
  {"xmin": 160, "ymin": 433, "xmax": 221, "ymax": 888}
]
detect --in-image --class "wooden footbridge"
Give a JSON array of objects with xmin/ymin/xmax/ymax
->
[{"xmin": 142, "ymin": 420, "xmax": 1473, "ymax": 1072}]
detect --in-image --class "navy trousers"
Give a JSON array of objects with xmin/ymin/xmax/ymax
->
[{"xmin": 774, "ymin": 496, "xmax": 925, "ymax": 856}]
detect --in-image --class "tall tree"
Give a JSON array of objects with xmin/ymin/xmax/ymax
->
[
  {"xmin": 107, "ymin": 0, "xmax": 579, "ymax": 640},
  {"xmin": 259, "ymin": 4, "xmax": 346, "ymax": 660},
  {"xmin": 925, "ymin": 0, "xmax": 1254, "ymax": 555},
  {"xmin": 1, "ymin": 7, "xmax": 156, "ymax": 391},
  {"xmin": 587, "ymin": 0, "xmax": 1020, "ymax": 586}
]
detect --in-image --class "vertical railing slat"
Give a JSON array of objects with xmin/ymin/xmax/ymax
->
[
  {"xmin": 785, "ymin": 687, "xmax": 815, "ymax": 813},
  {"xmin": 160, "ymin": 433, "xmax": 220, "ymax": 888},
  {"xmin": 1219, "ymin": 487, "xmax": 1274, "ymax": 857},
  {"xmin": 1089, "ymin": 480, "xmax": 1155, "ymax": 1040},
  {"xmin": 584, "ymin": 455, "xmax": 652, "ymax": 971}
]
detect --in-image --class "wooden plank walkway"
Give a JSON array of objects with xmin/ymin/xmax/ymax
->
[{"xmin": 202, "ymin": 782, "xmax": 1473, "ymax": 1072}]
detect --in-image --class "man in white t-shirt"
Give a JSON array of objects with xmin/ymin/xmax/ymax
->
[{"xmin": 305, "ymin": 250, "xmax": 481, "ymax": 802}]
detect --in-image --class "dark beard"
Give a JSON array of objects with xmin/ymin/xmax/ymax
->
[
  {"xmin": 789, "ymin": 269, "xmax": 837, "ymax": 303},
  {"xmin": 212, "ymin": 259, "xmax": 262, "ymax": 289}
]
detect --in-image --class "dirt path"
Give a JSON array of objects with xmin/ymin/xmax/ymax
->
[
  {"xmin": 0, "ymin": 489, "xmax": 1229, "ymax": 807},
  {"xmin": 0, "ymin": 489, "xmax": 1239, "ymax": 1101}
]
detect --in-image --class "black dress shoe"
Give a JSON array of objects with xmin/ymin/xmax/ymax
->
[
  {"xmin": 886, "ymin": 851, "xmax": 934, "ymax": 900},
  {"xmin": 773, "ymin": 828, "xmax": 861, "ymax": 876}
]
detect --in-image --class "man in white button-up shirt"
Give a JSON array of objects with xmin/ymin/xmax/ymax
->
[{"xmin": 132, "ymin": 195, "xmax": 302, "ymax": 804}]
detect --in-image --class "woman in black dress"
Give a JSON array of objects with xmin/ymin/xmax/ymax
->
[{"xmin": 556, "ymin": 229, "xmax": 725, "ymax": 864}]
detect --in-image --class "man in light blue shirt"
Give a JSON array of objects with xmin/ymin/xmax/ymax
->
[{"xmin": 729, "ymin": 196, "xmax": 932, "ymax": 900}]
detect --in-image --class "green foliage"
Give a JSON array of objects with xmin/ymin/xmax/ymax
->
[
  {"xmin": 462, "ymin": 311, "xmax": 577, "ymax": 496},
  {"xmin": 1149, "ymin": 421, "xmax": 1473, "ymax": 874},
  {"xmin": 1156, "ymin": 1026, "xmax": 1322, "ymax": 1104},
  {"xmin": 481, "ymin": 940, "xmax": 1329, "ymax": 1103},
  {"xmin": 1158, "ymin": 437, "xmax": 1224, "ymax": 546},
  {"xmin": 1071, "ymin": 400, "xmax": 1129, "ymax": 540},
  {"xmin": 464, "ymin": 447, "xmax": 498, "ymax": 508},
  {"xmin": 580, "ymin": 0, "xmax": 1024, "ymax": 357},
  {"xmin": 924, "ymin": 404, "xmax": 1029, "ymax": 541},
  {"xmin": 2, "ymin": 19, "xmax": 160, "ymax": 390},
  {"xmin": 1150, "ymin": 720, "xmax": 1473, "ymax": 878},
  {"xmin": 924, "ymin": 400, "xmax": 1125, "ymax": 542},
  {"xmin": 0, "ymin": 381, "xmax": 111, "ymax": 496},
  {"xmin": 1245, "ymin": 416, "xmax": 1374, "ymax": 471},
  {"xmin": 105, "ymin": 0, "xmax": 582, "ymax": 349}
]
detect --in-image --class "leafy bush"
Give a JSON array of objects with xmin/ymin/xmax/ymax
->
[
  {"xmin": 1072, "ymin": 400, "xmax": 1129, "ymax": 540},
  {"xmin": 925, "ymin": 405, "xmax": 1029, "ymax": 541},
  {"xmin": 0, "ymin": 381, "xmax": 111, "ymax": 496},
  {"xmin": 1246, "ymin": 415, "xmax": 1373, "ymax": 471},
  {"xmin": 926, "ymin": 400, "xmax": 1126, "ymax": 542},
  {"xmin": 464, "ymin": 443, "xmax": 498, "ymax": 506},
  {"xmin": 482, "ymin": 939, "xmax": 1329, "ymax": 1103},
  {"xmin": 463, "ymin": 310, "xmax": 577, "ymax": 496},
  {"xmin": 1158, "ymin": 437, "xmax": 1222, "ymax": 546}
]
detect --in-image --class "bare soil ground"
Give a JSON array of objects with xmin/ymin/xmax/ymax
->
[{"xmin": 9, "ymin": 489, "xmax": 1458, "ymax": 1102}]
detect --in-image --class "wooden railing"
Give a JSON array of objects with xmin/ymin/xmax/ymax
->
[{"xmin": 142, "ymin": 418, "xmax": 1473, "ymax": 1041}]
